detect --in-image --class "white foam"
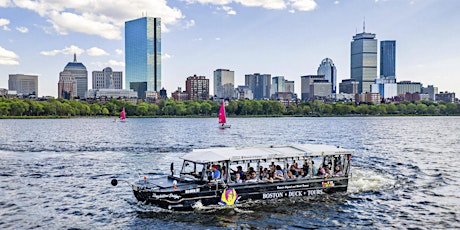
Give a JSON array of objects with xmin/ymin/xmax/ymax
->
[{"xmin": 348, "ymin": 167, "xmax": 396, "ymax": 193}]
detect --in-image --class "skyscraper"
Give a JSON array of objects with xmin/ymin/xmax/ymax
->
[
  {"xmin": 58, "ymin": 54, "xmax": 87, "ymax": 99},
  {"xmin": 317, "ymin": 58, "xmax": 337, "ymax": 94},
  {"xmin": 351, "ymin": 29, "xmax": 377, "ymax": 93},
  {"xmin": 245, "ymin": 73, "xmax": 271, "ymax": 100},
  {"xmin": 8, "ymin": 74, "xmax": 38, "ymax": 96},
  {"xmin": 380, "ymin": 40, "xmax": 396, "ymax": 79},
  {"xmin": 213, "ymin": 69, "xmax": 234, "ymax": 99},
  {"xmin": 125, "ymin": 17, "xmax": 161, "ymax": 94}
]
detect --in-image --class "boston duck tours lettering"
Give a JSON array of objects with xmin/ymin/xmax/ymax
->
[{"xmin": 111, "ymin": 144, "xmax": 353, "ymax": 211}]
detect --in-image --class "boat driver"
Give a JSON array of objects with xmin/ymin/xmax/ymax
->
[{"xmin": 211, "ymin": 165, "xmax": 221, "ymax": 180}]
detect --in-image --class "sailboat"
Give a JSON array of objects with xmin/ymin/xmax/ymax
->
[
  {"xmin": 119, "ymin": 107, "xmax": 127, "ymax": 122},
  {"xmin": 218, "ymin": 101, "xmax": 231, "ymax": 129}
]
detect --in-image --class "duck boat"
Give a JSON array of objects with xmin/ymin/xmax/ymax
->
[{"xmin": 111, "ymin": 144, "xmax": 353, "ymax": 211}]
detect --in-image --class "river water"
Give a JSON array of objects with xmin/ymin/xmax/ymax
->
[{"xmin": 0, "ymin": 117, "xmax": 459, "ymax": 229}]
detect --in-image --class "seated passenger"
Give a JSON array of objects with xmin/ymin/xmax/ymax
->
[
  {"xmin": 273, "ymin": 165, "xmax": 285, "ymax": 180},
  {"xmin": 287, "ymin": 170, "xmax": 296, "ymax": 179},
  {"xmin": 234, "ymin": 173, "xmax": 243, "ymax": 183},
  {"xmin": 334, "ymin": 165, "xmax": 343, "ymax": 176},
  {"xmin": 264, "ymin": 172, "xmax": 274, "ymax": 183},
  {"xmin": 245, "ymin": 172, "xmax": 258, "ymax": 183},
  {"xmin": 289, "ymin": 165, "xmax": 299, "ymax": 177},
  {"xmin": 302, "ymin": 162, "xmax": 309, "ymax": 177}
]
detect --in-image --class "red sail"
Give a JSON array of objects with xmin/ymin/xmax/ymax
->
[
  {"xmin": 120, "ymin": 108, "xmax": 126, "ymax": 120},
  {"xmin": 218, "ymin": 101, "xmax": 226, "ymax": 124}
]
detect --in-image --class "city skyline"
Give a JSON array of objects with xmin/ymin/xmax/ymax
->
[{"xmin": 0, "ymin": 0, "xmax": 459, "ymax": 97}]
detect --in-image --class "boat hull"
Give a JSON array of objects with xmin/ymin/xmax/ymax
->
[
  {"xmin": 132, "ymin": 177, "xmax": 348, "ymax": 211},
  {"xmin": 219, "ymin": 124, "xmax": 231, "ymax": 129}
]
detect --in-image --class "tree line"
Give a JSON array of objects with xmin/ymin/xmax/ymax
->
[{"xmin": 0, "ymin": 97, "xmax": 459, "ymax": 117}]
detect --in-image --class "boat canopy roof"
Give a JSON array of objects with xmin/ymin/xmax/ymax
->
[{"xmin": 181, "ymin": 144, "xmax": 354, "ymax": 164}]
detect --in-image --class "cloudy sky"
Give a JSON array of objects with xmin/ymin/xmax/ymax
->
[{"xmin": 0, "ymin": 0, "xmax": 459, "ymax": 97}]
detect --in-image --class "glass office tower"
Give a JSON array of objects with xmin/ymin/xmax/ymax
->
[
  {"xmin": 317, "ymin": 58, "xmax": 337, "ymax": 94},
  {"xmin": 380, "ymin": 40, "xmax": 396, "ymax": 79},
  {"xmin": 125, "ymin": 17, "xmax": 161, "ymax": 92},
  {"xmin": 351, "ymin": 31, "xmax": 377, "ymax": 93}
]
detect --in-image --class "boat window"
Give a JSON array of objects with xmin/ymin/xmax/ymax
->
[{"xmin": 181, "ymin": 161, "xmax": 204, "ymax": 178}]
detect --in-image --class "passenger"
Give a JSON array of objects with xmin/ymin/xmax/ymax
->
[
  {"xmin": 289, "ymin": 165, "xmax": 299, "ymax": 177},
  {"xmin": 334, "ymin": 165, "xmax": 343, "ymax": 176},
  {"xmin": 245, "ymin": 171, "xmax": 258, "ymax": 183},
  {"xmin": 273, "ymin": 165, "xmax": 285, "ymax": 180},
  {"xmin": 211, "ymin": 165, "xmax": 221, "ymax": 180},
  {"xmin": 221, "ymin": 165, "xmax": 227, "ymax": 179},
  {"xmin": 262, "ymin": 167, "xmax": 269, "ymax": 178},
  {"xmin": 302, "ymin": 162, "xmax": 309, "ymax": 177},
  {"xmin": 231, "ymin": 166, "xmax": 244, "ymax": 179},
  {"xmin": 234, "ymin": 173, "xmax": 243, "ymax": 183},
  {"xmin": 264, "ymin": 172, "xmax": 274, "ymax": 183},
  {"xmin": 312, "ymin": 161, "xmax": 317, "ymax": 175},
  {"xmin": 287, "ymin": 170, "xmax": 296, "ymax": 179}
]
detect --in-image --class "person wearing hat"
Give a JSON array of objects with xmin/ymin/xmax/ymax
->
[{"xmin": 211, "ymin": 165, "xmax": 221, "ymax": 180}]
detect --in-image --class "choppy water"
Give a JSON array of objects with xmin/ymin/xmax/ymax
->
[{"xmin": 0, "ymin": 117, "xmax": 459, "ymax": 229}]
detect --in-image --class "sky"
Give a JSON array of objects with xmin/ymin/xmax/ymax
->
[{"xmin": 0, "ymin": 0, "xmax": 459, "ymax": 97}]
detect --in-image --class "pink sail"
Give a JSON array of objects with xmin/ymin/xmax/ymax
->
[
  {"xmin": 218, "ymin": 101, "xmax": 226, "ymax": 124},
  {"xmin": 120, "ymin": 107, "xmax": 126, "ymax": 121}
]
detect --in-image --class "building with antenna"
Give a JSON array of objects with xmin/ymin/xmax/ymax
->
[
  {"xmin": 58, "ymin": 54, "xmax": 88, "ymax": 99},
  {"xmin": 350, "ymin": 21, "xmax": 377, "ymax": 93}
]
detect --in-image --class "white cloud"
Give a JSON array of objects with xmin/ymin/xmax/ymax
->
[
  {"xmin": 2, "ymin": 0, "xmax": 185, "ymax": 39},
  {"xmin": 215, "ymin": 37, "xmax": 221, "ymax": 41},
  {"xmin": 184, "ymin": 19, "xmax": 196, "ymax": 29},
  {"xmin": 16, "ymin": 26, "xmax": 29, "ymax": 33},
  {"xmin": 334, "ymin": 1, "xmax": 339, "ymax": 4},
  {"xmin": 186, "ymin": 0, "xmax": 318, "ymax": 12},
  {"xmin": 289, "ymin": 0, "xmax": 317, "ymax": 11},
  {"xmin": 0, "ymin": 0, "xmax": 11, "ymax": 7},
  {"xmin": 0, "ymin": 18, "xmax": 9, "ymax": 26},
  {"xmin": 86, "ymin": 47, "xmax": 109, "ymax": 56},
  {"xmin": 162, "ymin": 53, "xmax": 172, "ymax": 60},
  {"xmin": 0, "ymin": 18, "xmax": 11, "ymax": 30},
  {"xmin": 0, "ymin": 46, "xmax": 19, "ymax": 65},
  {"xmin": 115, "ymin": 49, "xmax": 123, "ymax": 55},
  {"xmin": 93, "ymin": 60, "xmax": 125, "ymax": 68},
  {"xmin": 107, "ymin": 60, "xmax": 125, "ymax": 67},
  {"xmin": 40, "ymin": 45, "xmax": 84, "ymax": 56},
  {"xmin": 222, "ymin": 6, "xmax": 237, "ymax": 15}
]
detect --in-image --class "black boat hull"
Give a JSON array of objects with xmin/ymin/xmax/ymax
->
[{"xmin": 132, "ymin": 177, "xmax": 348, "ymax": 211}]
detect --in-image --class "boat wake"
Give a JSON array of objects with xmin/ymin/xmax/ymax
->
[{"xmin": 348, "ymin": 167, "xmax": 397, "ymax": 194}]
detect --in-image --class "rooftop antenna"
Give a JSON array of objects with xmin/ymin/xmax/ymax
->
[
  {"xmin": 73, "ymin": 53, "xmax": 77, "ymax": 62},
  {"xmin": 363, "ymin": 17, "xmax": 366, "ymax": 33}
]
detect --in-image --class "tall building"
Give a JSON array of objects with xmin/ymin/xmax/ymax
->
[
  {"xmin": 380, "ymin": 40, "xmax": 396, "ymax": 78},
  {"xmin": 8, "ymin": 74, "xmax": 38, "ymax": 96},
  {"xmin": 272, "ymin": 76, "xmax": 286, "ymax": 93},
  {"xmin": 245, "ymin": 73, "xmax": 271, "ymax": 100},
  {"xmin": 300, "ymin": 75, "xmax": 325, "ymax": 101},
  {"xmin": 58, "ymin": 54, "xmax": 87, "ymax": 99},
  {"xmin": 186, "ymin": 75, "xmax": 209, "ymax": 100},
  {"xmin": 92, "ymin": 67, "xmax": 122, "ymax": 90},
  {"xmin": 125, "ymin": 17, "xmax": 161, "ymax": 93},
  {"xmin": 213, "ymin": 69, "xmax": 234, "ymax": 99},
  {"xmin": 317, "ymin": 58, "xmax": 337, "ymax": 93},
  {"xmin": 351, "ymin": 29, "xmax": 377, "ymax": 93}
]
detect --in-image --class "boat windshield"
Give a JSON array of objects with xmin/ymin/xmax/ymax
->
[{"xmin": 180, "ymin": 160, "xmax": 206, "ymax": 179}]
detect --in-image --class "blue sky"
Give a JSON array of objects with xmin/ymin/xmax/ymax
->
[{"xmin": 0, "ymin": 0, "xmax": 459, "ymax": 97}]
